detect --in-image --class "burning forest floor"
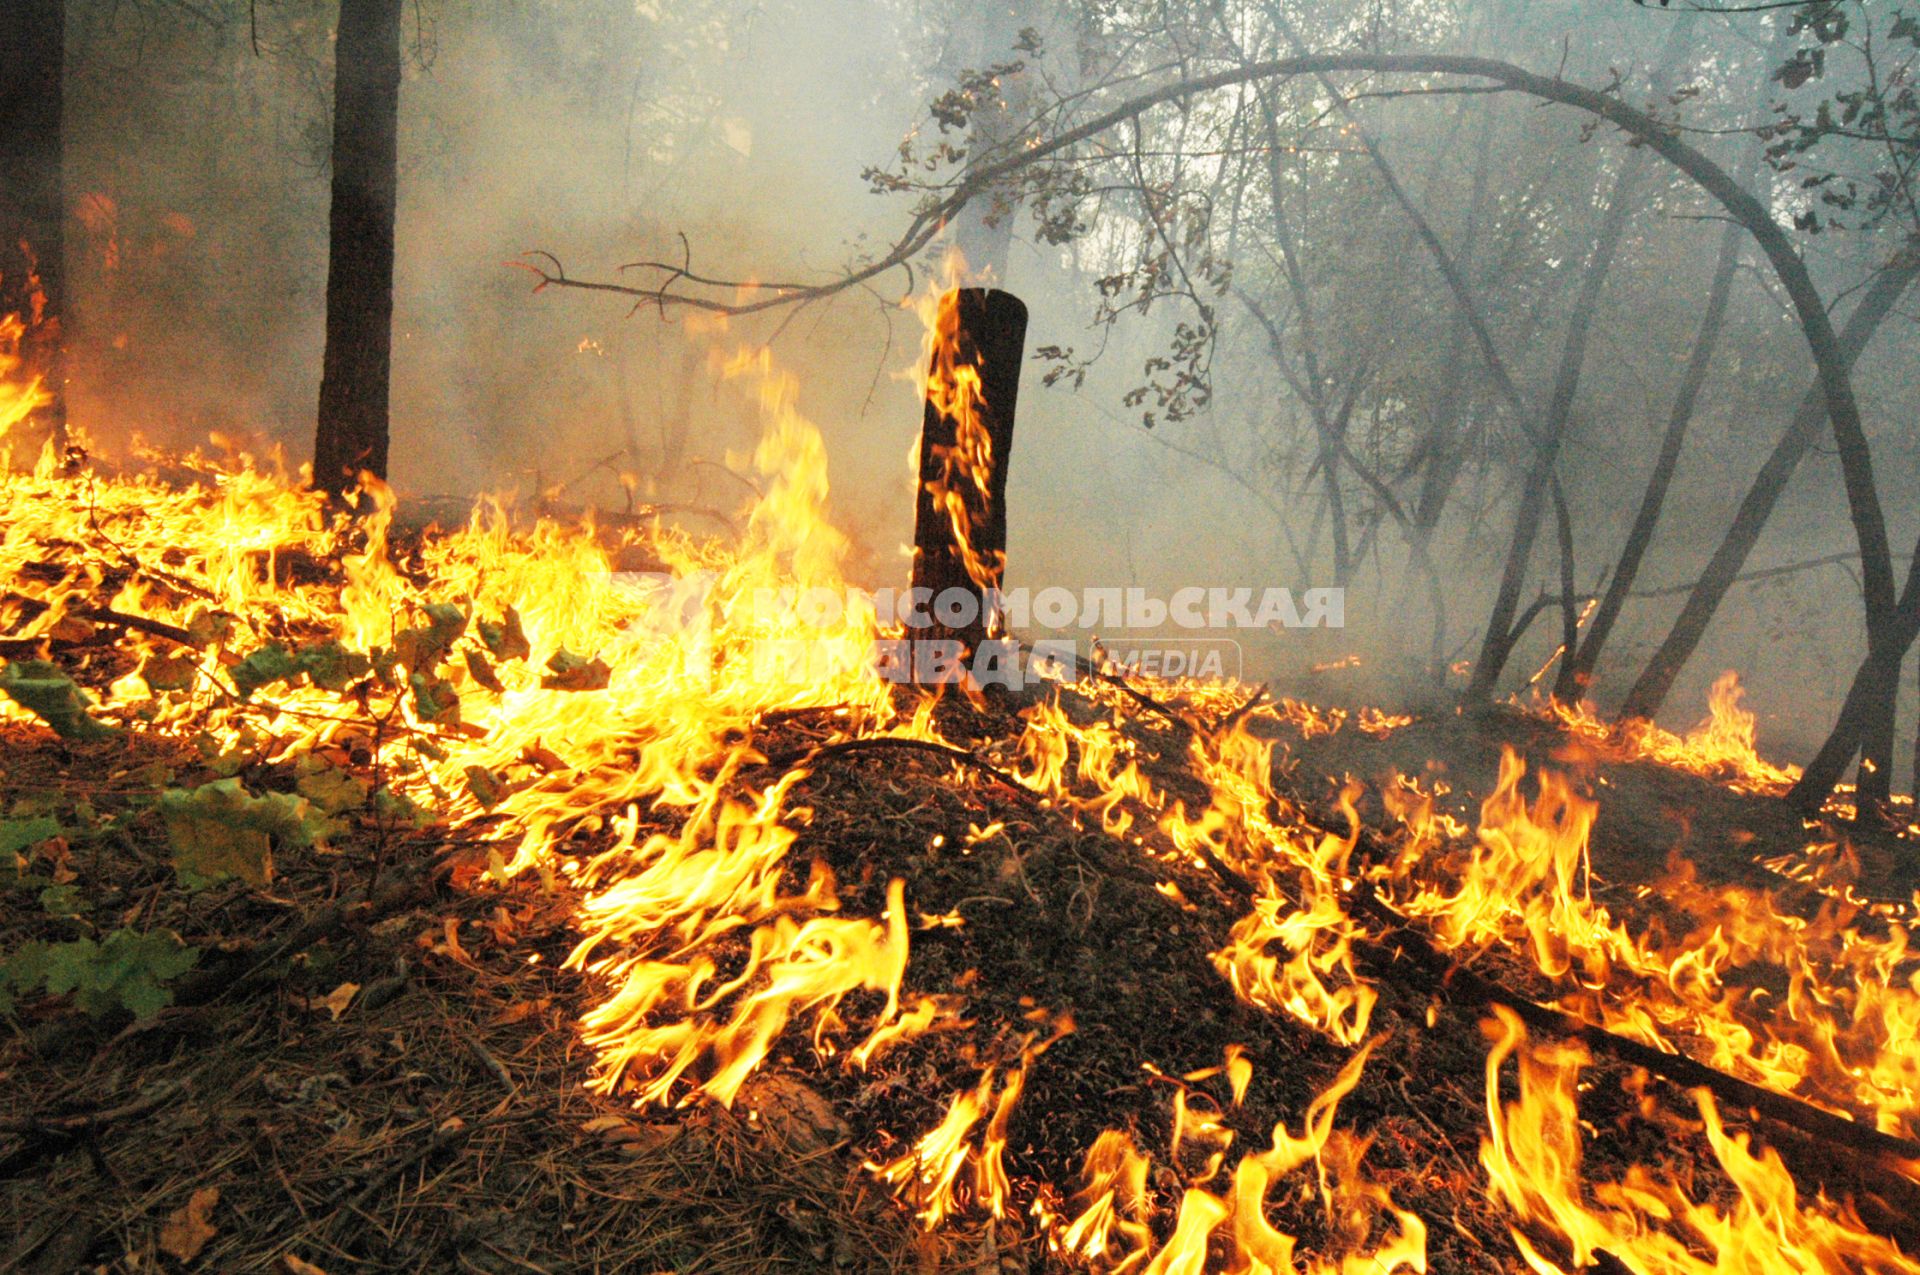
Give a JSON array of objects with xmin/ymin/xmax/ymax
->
[
  {"xmin": 4, "ymin": 647, "xmax": 1918, "ymax": 1273},
  {"xmin": 4, "ymin": 344, "xmax": 1920, "ymax": 1271}
]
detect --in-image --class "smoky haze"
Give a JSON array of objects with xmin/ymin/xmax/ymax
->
[{"xmin": 52, "ymin": 0, "xmax": 1920, "ymax": 788}]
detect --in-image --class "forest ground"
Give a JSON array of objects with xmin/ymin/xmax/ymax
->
[{"xmin": 2, "ymin": 685, "xmax": 1915, "ymax": 1274}]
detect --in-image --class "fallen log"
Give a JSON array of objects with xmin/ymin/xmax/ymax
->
[
  {"xmin": 1188, "ymin": 836, "xmax": 1920, "ymax": 1173},
  {"xmin": 1344, "ymin": 882, "xmax": 1920, "ymax": 1170}
]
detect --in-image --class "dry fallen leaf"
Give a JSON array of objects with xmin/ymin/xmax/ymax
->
[
  {"xmin": 490, "ymin": 997, "xmax": 550, "ymax": 1025},
  {"xmin": 35, "ymin": 836, "xmax": 75, "ymax": 884},
  {"xmin": 158, "ymin": 1185, "xmax": 219, "ymax": 1262},
  {"xmin": 580, "ymin": 1114, "xmax": 637, "ymax": 1136},
  {"xmin": 281, "ymin": 1255, "xmax": 330, "ymax": 1275},
  {"xmin": 316, "ymin": 981, "xmax": 359, "ymax": 1020},
  {"xmin": 480, "ymin": 905, "xmax": 517, "ymax": 946}
]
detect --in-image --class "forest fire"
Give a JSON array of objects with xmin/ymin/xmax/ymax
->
[
  {"xmin": 8, "ymin": 3, "xmax": 1920, "ymax": 1269},
  {"xmin": 0, "ymin": 313, "xmax": 51, "ymax": 452},
  {"xmin": 1547, "ymin": 672, "xmax": 1803, "ymax": 797},
  {"xmin": 3, "ymin": 300, "xmax": 1917, "ymax": 1272}
]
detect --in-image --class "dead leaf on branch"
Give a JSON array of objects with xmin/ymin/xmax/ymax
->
[{"xmin": 541, "ymin": 647, "xmax": 611, "ymax": 691}]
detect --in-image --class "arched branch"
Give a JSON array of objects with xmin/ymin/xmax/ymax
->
[{"xmin": 524, "ymin": 52, "xmax": 1893, "ymax": 645}]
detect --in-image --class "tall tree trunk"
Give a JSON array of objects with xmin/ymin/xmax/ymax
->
[
  {"xmin": 313, "ymin": 0, "xmax": 403, "ymax": 496},
  {"xmin": 1786, "ymin": 534, "xmax": 1920, "ymax": 812},
  {"xmin": 1563, "ymin": 212, "xmax": 1743, "ymax": 695},
  {"xmin": 1548, "ymin": 476, "xmax": 1580, "ymax": 699},
  {"xmin": 1464, "ymin": 153, "xmax": 1643, "ymax": 705},
  {"xmin": 1855, "ymin": 646, "xmax": 1902, "ymax": 809},
  {"xmin": 0, "ymin": 0, "xmax": 66, "ymax": 451},
  {"xmin": 1619, "ymin": 244, "xmax": 1920, "ymax": 721}
]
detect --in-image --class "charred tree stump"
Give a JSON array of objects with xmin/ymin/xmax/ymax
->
[{"xmin": 909, "ymin": 287, "xmax": 1027, "ymax": 677}]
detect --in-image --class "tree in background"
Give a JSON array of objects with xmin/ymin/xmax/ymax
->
[
  {"xmin": 0, "ymin": 0, "xmax": 68, "ymax": 451},
  {"xmin": 312, "ymin": 0, "xmax": 403, "ymax": 495}
]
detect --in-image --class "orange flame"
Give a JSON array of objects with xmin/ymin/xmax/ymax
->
[
  {"xmin": 1481, "ymin": 1007, "xmax": 1920, "ymax": 1274},
  {"xmin": 1551, "ymin": 671, "xmax": 1801, "ymax": 795},
  {"xmin": 908, "ymin": 248, "xmax": 1003, "ymax": 594}
]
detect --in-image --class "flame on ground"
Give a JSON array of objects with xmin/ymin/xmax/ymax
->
[
  {"xmin": 0, "ymin": 313, "xmax": 51, "ymax": 456},
  {"xmin": 1035, "ymin": 1041, "xmax": 1427, "ymax": 1274},
  {"xmin": 2, "ymin": 306, "xmax": 1913, "ymax": 1271},
  {"xmin": 1551, "ymin": 671, "xmax": 1801, "ymax": 795},
  {"xmin": 1481, "ymin": 1007, "xmax": 1920, "ymax": 1275}
]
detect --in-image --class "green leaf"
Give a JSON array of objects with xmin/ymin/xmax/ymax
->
[
  {"xmin": 409, "ymin": 673, "xmax": 461, "ymax": 726},
  {"xmin": 38, "ymin": 882, "xmax": 82, "ymax": 917},
  {"xmin": 373, "ymin": 787, "xmax": 432, "ymax": 829},
  {"xmin": 159, "ymin": 779, "xmax": 336, "ymax": 888},
  {"xmin": 293, "ymin": 756, "xmax": 370, "ymax": 815},
  {"xmin": 0, "ymin": 940, "xmax": 53, "ymax": 1013},
  {"xmin": 0, "ymin": 660, "xmax": 118, "ymax": 741},
  {"xmin": 0, "ymin": 816, "xmax": 61, "ymax": 859},
  {"xmin": 393, "ymin": 604, "xmax": 467, "ymax": 673},
  {"xmin": 195, "ymin": 726, "xmax": 266, "ymax": 778},
  {"xmin": 229, "ymin": 644, "xmax": 300, "ymax": 700},
  {"xmin": 478, "ymin": 608, "xmax": 530, "ymax": 662},
  {"xmin": 297, "ymin": 641, "xmax": 371, "ymax": 692},
  {"xmin": 463, "ymin": 765, "xmax": 507, "ymax": 810},
  {"xmin": 228, "ymin": 642, "xmax": 372, "ymax": 699},
  {"xmin": 1, "ymin": 930, "xmax": 198, "ymax": 1020}
]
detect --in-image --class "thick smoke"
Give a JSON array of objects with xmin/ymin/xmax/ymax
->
[{"xmin": 51, "ymin": 0, "xmax": 1920, "ymax": 779}]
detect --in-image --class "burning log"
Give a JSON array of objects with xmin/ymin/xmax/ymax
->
[
  {"xmin": 909, "ymin": 287, "xmax": 1027, "ymax": 664},
  {"xmin": 1188, "ymin": 834, "xmax": 1920, "ymax": 1177}
]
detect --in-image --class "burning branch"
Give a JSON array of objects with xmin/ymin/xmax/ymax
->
[{"xmin": 1184, "ymin": 787, "xmax": 1920, "ymax": 1178}]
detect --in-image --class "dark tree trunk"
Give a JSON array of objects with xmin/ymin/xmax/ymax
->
[
  {"xmin": 313, "ymin": 0, "xmax": 403, "ymax": 496},
  {"xmin": 1563, "ymin": 212, "xmax": 1742, "ymax": 696},
  {"xmin": 1549, "ymin": 477, "xmax": 1580, "ymax": 700},
  {"xmin": 1619, "ymin": 245, "xmax": 1920, "ymax": 721},
  {"xmin": 1856, "ymin": 654, "xmax": 1901, "ymax": 809},
  {"xmin": 910, "ymin": 288, "xmax": 1027, "ymax": 660},
  {"xmin": 1785, "ymin": 534, "xmax": 1920, "ymax": 813},
  {"xmin": 1465, "ymin": 154, "xmax": 1642, "ymax": 706},
  {"xmin": 0, "ymin": 0, "xmax": 66, "ymax": 451}
]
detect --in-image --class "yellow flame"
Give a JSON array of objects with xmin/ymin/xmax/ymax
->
[
  {"xmin": 1481, "ymin": 1007, "xmax": 1920, "ymax": 1274},
  {"xmin": 1551, "ymin": 672, "xmax": 1801, "ymax": 795}
]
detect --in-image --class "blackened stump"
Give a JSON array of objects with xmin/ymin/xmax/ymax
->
[{"xmin": 910, "ymin": 288, "xmax": 1027, "ymax": 662}]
